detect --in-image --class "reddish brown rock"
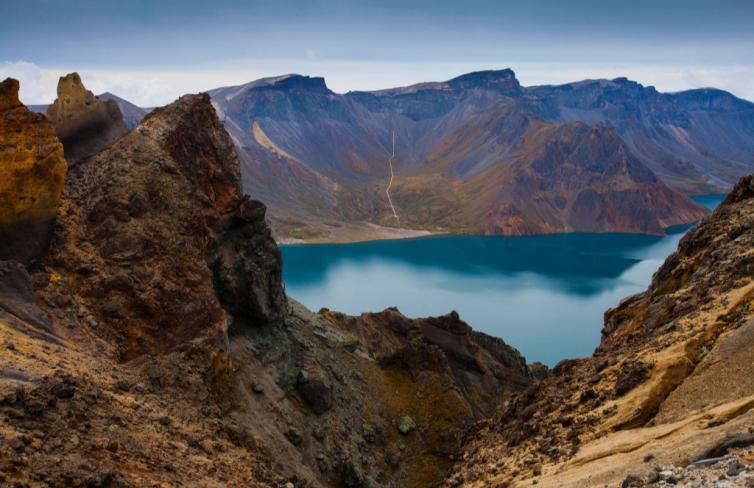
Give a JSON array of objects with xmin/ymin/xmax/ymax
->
[{"xmin": 43, "ymin": 92, "xmax": 283, "ymax": 359}]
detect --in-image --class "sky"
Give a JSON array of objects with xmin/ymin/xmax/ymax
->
[{"xmin": 2, "ymin": 0, "xmax": 753, "ymax": 106}]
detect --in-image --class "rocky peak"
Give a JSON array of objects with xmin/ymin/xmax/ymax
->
[
  {"xmin": 42, "ymin": 91, "xmax": 284, "ymax": 359},
  {"xmin": 447, "ymin": 68, "xmax": 522, "ymax": 95},
  {"xmin": 0, "ymin": 77, "xmax": 22, "ymax": 110},
  {"xmin": 0, "ymin": 78, "xmax": 67, "ymax": 267},
  {"xmin": 268, "ymin": 74, "xmax": 332, "ymax": 94},
  {"xmin": 46, "ymin": 72, "xmax": 128, "ymax": 164}
]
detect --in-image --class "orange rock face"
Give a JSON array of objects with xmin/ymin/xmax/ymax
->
[{"xmin": 0, "ymin": 78, "xmax": 67, "ymax": 266}]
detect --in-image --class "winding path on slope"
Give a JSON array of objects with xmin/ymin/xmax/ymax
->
[{"xmin": 385, "ymin": 130, "xmax": 400, "ymax": 224}]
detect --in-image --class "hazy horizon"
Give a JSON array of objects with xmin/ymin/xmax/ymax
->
[{"xmin": 3, "ymin": 0, "xmax": 753, "ymax": 106}]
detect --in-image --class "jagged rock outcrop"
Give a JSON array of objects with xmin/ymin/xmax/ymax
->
[
  {"xmin": 445, "ymin": 173, "xmax": 754, "ymax": 487},
  {"xmin": 46, "ymin": 72, "xmax": 128, "ymax": 164},
  {"xmin": 0, "ymin": 85, "xmax": 290, "ymax": 486},
  {"xmin": 210, "ymin": 197, "xmax": 287, "ymax": 327},
  {"xmin": 0, "ymin": 78, "xmax": 67, "ymax": 267},
  {"xmin": 41, "ymin": 92, "xmax": 283, "ymax": 359}
]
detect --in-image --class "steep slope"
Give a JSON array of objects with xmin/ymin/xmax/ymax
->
[
  {"xmin": 446, "ymin": 173, "xmax": 754, "ymax": 487},
  {"xmin": 1, "ymin": 81, "xmax": 534, "ymax": 487},
  {"xmin": 528, "ymin": 78, "xmax": 754, "ymax": 193},
  {"xmin": 388, "ymin": 121, "xmax": 706, "ymax": 235},
  {"xmin": 46, "ymin": 73, "xmax": 128, "ymax": 164},
  {"xmin": 0, "ymin": 78, "xmax": 67, "ymax": 267},
  {"xmin": 210, "ymin": 69, "xmax": 722, "ymax": 242}
]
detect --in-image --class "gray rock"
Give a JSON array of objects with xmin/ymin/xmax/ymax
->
[
  {"xmin": 251, "ymin": 382, "xmax": 264, "ymax": 394},
  {"xmin": 396, "ymin": 415, "xmax": 416, "ymax": 435},
  {"xmin": 658, "ymin": 469, "xmax": 678, "ymax": 484},
  {"xmin": 727, "ymin": 459, "xmax": 744, "ymax": 476},
  {"xmin": 209, "ymin": 198, "xmax": 286, "ymax": 328},
  {"xmin": 313, "ymin": 427, "xmax": 326, "ymax": 441},
  {"xmin": 159, "ymin": 416, "xmax": 171, "ymax": 426}
]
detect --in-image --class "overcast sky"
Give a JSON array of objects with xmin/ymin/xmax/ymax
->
[{"xmin": 2, "ymin": 0, "xmax": 753, "ymax": 106}]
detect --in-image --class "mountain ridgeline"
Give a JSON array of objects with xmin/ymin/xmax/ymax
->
[
  {"xmin": 207, "ymin": 69, "xmax": 754, "ymax": 241},
  {"xmin": 3, "ymin": 73, "xmax": 754, "ymax": 487}
]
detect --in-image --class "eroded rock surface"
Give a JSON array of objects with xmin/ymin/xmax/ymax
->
[
  {"xmin": 46, "ymin": 72, "xmax": 128, "ymax": 164},
  {"xmin": 0, "ymin": 78, "xmax": 67, "ymax": 267},
  {"xmin": 41, "ymin": 92, "xmax": 282, "ymax": 359}
]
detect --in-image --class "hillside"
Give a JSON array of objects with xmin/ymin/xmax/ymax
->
[
  {"xmin": 207, "ymin": 69, "xmax": 752, "ymax": 242},
  {"xmin": 446, "ymin": 172, "xmax": 754, "ymax": 487}
]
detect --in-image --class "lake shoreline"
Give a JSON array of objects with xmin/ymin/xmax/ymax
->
[{"xmin": 277, "ymin": 194, "xmax": 726, "ymax": 246}]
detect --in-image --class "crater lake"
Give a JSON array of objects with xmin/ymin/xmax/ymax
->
[{"xmin": 281, "ymin": 195, "xmax": 725, "ymax": 366}]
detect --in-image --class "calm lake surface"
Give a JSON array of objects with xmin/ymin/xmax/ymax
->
[{"xmin": 281, "ymin": 195, "xmax": 725, "ymax": 366}]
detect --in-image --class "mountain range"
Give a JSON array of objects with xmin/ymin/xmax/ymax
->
[
  {"xmin": 207, "ymin": 69, "xmax": 753, "ymax": 241},
  {"xmin": 30, "ymin": 69, "xmax": 754, "ymax": 241}
]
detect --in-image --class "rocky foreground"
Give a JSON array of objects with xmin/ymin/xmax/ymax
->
[
  {"xmin": 2, "ymin": 72, "xmax": 754, "ymax": 488},
  {"xmin": 446, "ymin": 175, "xmax": 754, "ymax": 486},
  {"xmin": 0, "ymin": 75, "xmax": 534, "ymax": 487}
]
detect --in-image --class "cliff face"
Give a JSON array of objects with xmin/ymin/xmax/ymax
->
[
  {"xmin": 46, "ymin": 73, "xmax": 128, "ymax": 164},
  {"xmin": 0, "ymin": 80, "xmax": 533, "ymax": 487},
  {"xmin": 40, "ymin": 92, "xmax": 284, "ymax": 360},
  {"xmin": 446, "ymin": 173, "xmax": 754, "ymax": 487},
  {"xmin": 0, "ymin": 78, "xmax": 67, "ymax": 267}
]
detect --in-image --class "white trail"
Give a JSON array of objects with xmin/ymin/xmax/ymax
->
[{"xmin": 385, "ymin": 130, "xmax": 400, "ymax": 223}]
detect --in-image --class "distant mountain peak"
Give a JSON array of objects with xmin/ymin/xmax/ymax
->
[
  {"xmin": 268, "ymin": 74, "xmax": 331, "ymax": 94},
  {"xmin": 446, "ymin": 68, "xmax": 521, "ymax": 94}
]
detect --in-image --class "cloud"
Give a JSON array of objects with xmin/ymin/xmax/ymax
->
[
  {"xmin": 0, "ymin": 61, "xmax": 61, "ymax": 105},
  {"xmin": 3, "ymin": 60, "xmax": 753, "ymax": 108}
]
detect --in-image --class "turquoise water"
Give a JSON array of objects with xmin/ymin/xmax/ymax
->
[{"xmin": 281, "ymin": 196, "xmax": 724, "ymax": 366}]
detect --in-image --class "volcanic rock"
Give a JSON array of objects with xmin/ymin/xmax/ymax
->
[
  {"xmin": 0, "ymin": 78, "xmax": 67, "ymax": 266},
  {"xmin": 43, "ymin": 92, "xmax": 282, "ymax": 358},
  {"xmin": 46, "ymin": 72, "xmax": 127, "ymax": 164}
]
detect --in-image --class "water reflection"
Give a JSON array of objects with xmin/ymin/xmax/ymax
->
[{"xmin": 281, "ymin": 196, "xmax": 724, "ymax": 366}]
